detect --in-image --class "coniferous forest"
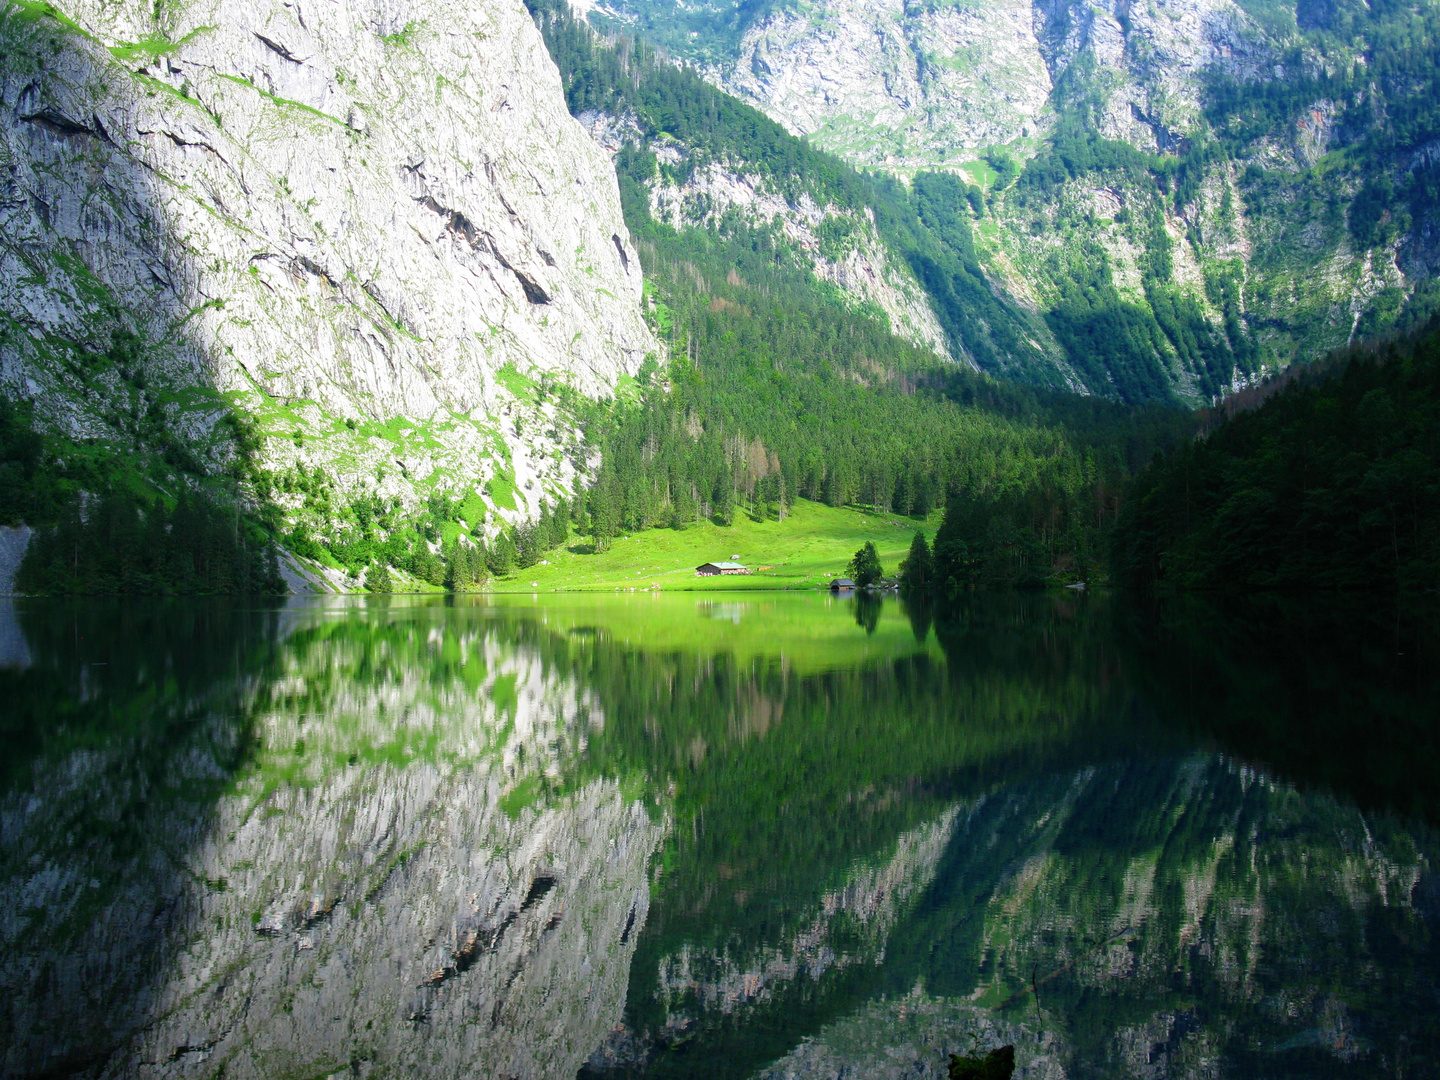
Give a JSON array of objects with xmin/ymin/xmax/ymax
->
[
  {"xmin": 16, "ymin": 493, "xmax": 285, "ymax": 597},
  {"xmin": 1112, "ymin": 319, "xmax": 1440, "ymax": 594}
]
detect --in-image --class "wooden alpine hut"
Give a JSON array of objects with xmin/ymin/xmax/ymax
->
[{"xmin": 696, "ymin": 561, "xmax": 750, "ymax": 576}]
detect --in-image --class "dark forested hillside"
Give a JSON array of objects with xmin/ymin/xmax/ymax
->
[
  {"xmin": 1112, "ymin": 321, "xmax": 1440, "ymax": 593},
  {"xmin": 17, "ymin": 493, "xmax": 284, "ymax": 596}
]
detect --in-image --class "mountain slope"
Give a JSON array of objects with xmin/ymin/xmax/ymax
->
[
  {"xmin": 0, "ymin": 0, "xmax": 654, "ymax": 539},
  {"xmin": 588, "ymin": 0, "xmax": 1440, "ymax": 401},
  {"xmin": 527, "ymin": 0, "xmax": 1073, "ymax": 383}
]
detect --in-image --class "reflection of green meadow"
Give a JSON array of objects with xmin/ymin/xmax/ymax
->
[{"xmin": 479, "ymin": 590, "xmax": 940, "ymax": 674}]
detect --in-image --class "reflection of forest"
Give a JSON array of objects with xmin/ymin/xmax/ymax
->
[
  {"xmin": 603, "ymin": 760, "xmax": 1436, "ymax": 1080},
  {"xmin": 571, "ymin": 594, "xmax": 1440, "ymax": 1080},
  {"xmin": 0, "ymin": 594, "xmax": 1435, "ymax": 1080}
]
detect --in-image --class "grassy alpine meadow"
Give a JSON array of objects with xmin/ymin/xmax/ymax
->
[{"xmin": 487, "ymin": 498, "xmax": 937, "ymax": 593}]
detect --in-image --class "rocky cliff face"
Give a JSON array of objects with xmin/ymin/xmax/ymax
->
[
  {"xmin": 595, "ymin": 0, "xmax": 1262, "ymax": 170},
  {"xmin": 578, "ymin": 108, "xmax": 953, "ymax": 359},
  {"xmin": 714, "ymin": 0, "xmax": 1420, "ymax": 394},
  {"xmin": 0, "ymin": 0, "xmax": 655, "ymax": 529},
  {"xmin": 716, "ymin": 0, "xmax": 1261, "ymax": 170}
]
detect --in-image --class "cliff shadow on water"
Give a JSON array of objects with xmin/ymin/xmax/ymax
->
[
  {"xmin": 1113, "ymin": 590, "xmax": 1440, "ymax": 829},
  {"xmin": 0, "ymin": 597, "xmax": 281, "ymax": 1076}
]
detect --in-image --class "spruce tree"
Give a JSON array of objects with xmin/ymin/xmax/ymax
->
[
  {"xmin": 589, "ymin": 474, "xmax": 619, "ymax": 551},
  {"xmin": 672, "ymin": 480, "xmax": 696, "ymax": 529},
  {"xmin": 515, "ymin": 522, "xmax": 540, "ymax": 568},
  {"xmin": 899, "ymin": 531, "xmax": 933, "ymax": 592},
  {"xmin": 847, "ymin": 541, "xmax": 883, "ymax": 588},
  {"xmin": 471, "ymin": 538, "xmax": 490, "ymax": 584},
  {"xmin": 364, "ymin": 561, "xmax": 393, "ymax": 593},
  {"xmin": 443, "ymin": 541, "xmax": 462, "ymax": 591},
  {"xmin": 712, "ymin": 470, "xmax": 734, "ymax": 526},
  {"xmin": 550, "ymin": 497, "xmax": 570, "ymax": 548},
  {"xmin": 487, "ymin": 532, "xmax": 516, "ymax": 575}
]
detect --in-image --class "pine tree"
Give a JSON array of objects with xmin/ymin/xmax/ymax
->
[
  {"xmin": 847, "ymin": 541, "xmax": 883, "ymax": 587},
  {"xmin": 443, "ymin": 540, "xmax": 462, "ymax": 591},
  {"xmin": 712, "ymin": 469, "xmax": 734, "ymax": 526},
  {"xmin": 671, "ymin": 479, "xmax": 696, "ymax": 529},
  {"xmin": 589, "ymin": 472, "xmax": 620, "ymax": 551},
  {"xmin": 364, "ymin": 562, "xmax": 393, "ymax": 593},
  {"xmin": 262, "ymin": 541, "xmax": 285, "ymax": 594},
  {"xmin": 411, "ymin": 540, "xmax": 444, "ymax": 586},
  {"xmin": 487, "ymin": 532, "xmax": 516, "ymax": 575},
  {"xmin": 515, "ymin": 522, "xmax": 541, "ymax": 568},
  {"xmin": 899, "ymin": 531, "xmax": 933, "ymax": 592},
  {"xmin": 550, "ymin": 497, "xmax": 570, "ymax": 548},
  {"xmin": 460, "ymin": 542, "xmax": 489, "ymax": 589},
  {"xmin": 470, "ymin": 538, "xmax": 490, "ymax": 584}
]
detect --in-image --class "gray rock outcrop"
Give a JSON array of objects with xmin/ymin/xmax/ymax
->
[
  {"xmin": 0, "ymin": 0, "xmax": 657, "ymax": 526},
  {"xmin": 717, "ymin": 0, "xmax": 1262, "ymax": 169}
]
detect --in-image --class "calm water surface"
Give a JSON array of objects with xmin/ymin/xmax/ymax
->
[{"xmin": 1, "ymin": 591, "xmax": 1436, "ymax": 1079}]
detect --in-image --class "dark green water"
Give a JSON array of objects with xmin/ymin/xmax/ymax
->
[{"xmin": 1, "ymin": 592, "xmax": 1436, "ymax": 1079}]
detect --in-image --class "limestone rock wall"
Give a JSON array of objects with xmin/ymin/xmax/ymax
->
[
  {"xmin": 717, "ymin": 0, "xmax": 1263, "ymax": 170},
  {"xmin": 0, "ymin": 0, "xmax": 656, "ymax": 522}
]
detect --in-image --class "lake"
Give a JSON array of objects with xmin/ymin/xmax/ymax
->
[{"xmin": 1, "ymin": 591, "xmax": 1436, "ymax": 1079}]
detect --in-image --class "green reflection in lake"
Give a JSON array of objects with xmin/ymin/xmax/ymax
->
[{"xmin": 0, "ymin": 592, "xmax": 1434, "ymax": 1080}]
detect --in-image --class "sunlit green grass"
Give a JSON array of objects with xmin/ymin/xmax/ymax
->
[{"xmin": 490, "ymin": 498, "xmax": 938, "ymax": 593}]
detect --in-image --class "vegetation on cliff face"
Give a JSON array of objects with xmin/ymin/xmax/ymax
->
[
  {"xmin": 525, "ymin": 0, "xmax": 1057, "ymax": 382},
  {"xmin": 1113, "ymin": 319, "xmax": 1440, "ymax": 593},
  {"xmin": 572, "ymin": 0, "xmax": 1440, "ymax": 404},
  {"xmin": 0, "ymin": 0, "xmax": 652, "ymax": 593},
  {"xmin": 0, "ymin": 387, "xmax": 291, "ymax": 595}
]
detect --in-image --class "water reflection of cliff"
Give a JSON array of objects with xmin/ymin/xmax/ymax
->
[
  {"xmin": 0, "ymin": 600, "xmax": 662, "ymax": 1079},
  {"xmin": 597, "ymin": 754, "xmax": 1436, "ymax": 1080}
]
